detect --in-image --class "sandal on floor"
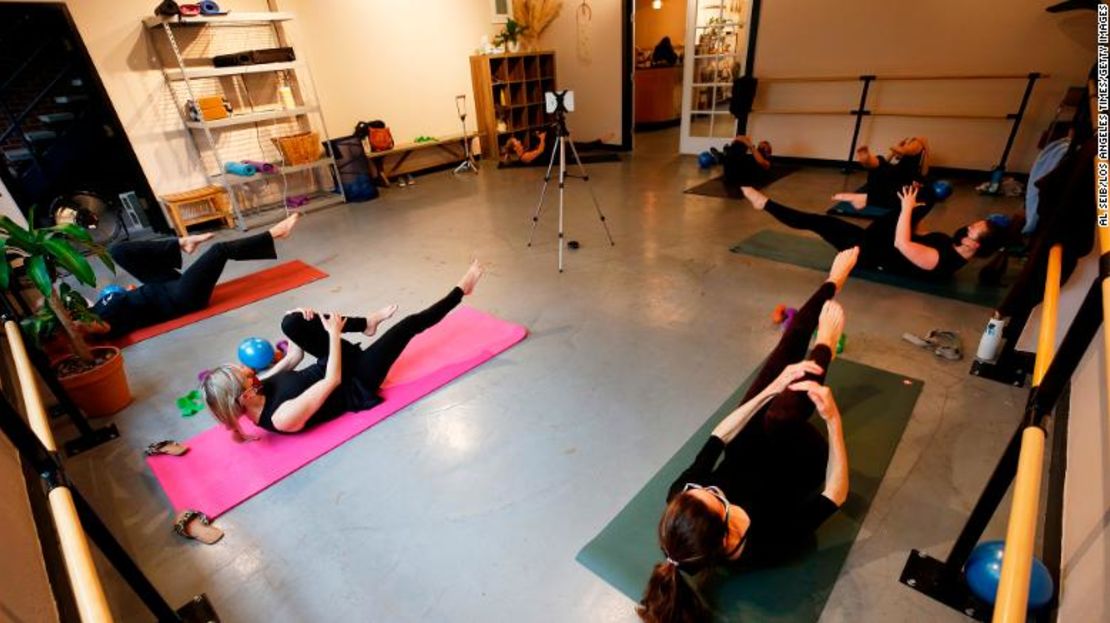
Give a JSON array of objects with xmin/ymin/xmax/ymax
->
[
  {"xmin": 174, "ymin": 510, "xmax": 223, "ymax": 544},
  {"xmin": 145, "ymin": 440, "xmax": 189, "ymax": 457},
  {"xmin": 902, "ymin": 329, "xmax": 963, "ymax": 361}
]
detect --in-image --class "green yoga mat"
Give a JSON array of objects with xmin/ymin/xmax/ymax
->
[
  {"xmin": 826, "ymin": 184, "xmax": 891, "ymax": 220},
  {"xmin": 576, "ymin": 359, "xmax": 922, "ymax": 623},
  {"xmin": 730, "ymin": 230, "xmax": 1012, "ymax": 307}
]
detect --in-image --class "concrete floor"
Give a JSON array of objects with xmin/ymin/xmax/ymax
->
[{"xmin": 63, "ymin": 127, "xmax": 1034, "ymax": 622}]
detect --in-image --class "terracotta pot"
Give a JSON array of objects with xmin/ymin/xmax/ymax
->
[{"xmin": 55, "ymin": 346, "xmax": 132, "ymax": 418}]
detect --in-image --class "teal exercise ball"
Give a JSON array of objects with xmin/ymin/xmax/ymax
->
[
  {"xmin": 238, "ymin": 337, "xmax": 275, "ymax": 370},
  {"xmin": 964, "ymin": 540, "xmax": 1054, "ymax": 609}
]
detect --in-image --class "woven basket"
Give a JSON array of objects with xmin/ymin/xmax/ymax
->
[{"xmin": 273, "ymin": 131, "xmax": 322, "ymax": 165}]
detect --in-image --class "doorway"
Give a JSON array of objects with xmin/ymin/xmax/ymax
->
[
  {"xmin": 679, "ymin": 0, "xmax": 758, "ymax": 154},
  {"xmin": 632, "ymin": 0, "xmax": 687, "ymax": 134},
  {"xmin": 0, "ymin": 3, "xmax": 164, "ymax": 232}
]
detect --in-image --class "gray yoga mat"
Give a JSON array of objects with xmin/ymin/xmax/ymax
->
[{"xmin": 576, "ymin": 358, "xmax": 923, "ymax": 622}]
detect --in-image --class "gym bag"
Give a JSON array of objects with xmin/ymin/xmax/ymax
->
[{"xmin": 356, "ymin": 120, "xmax": 394, "ymax": 152}]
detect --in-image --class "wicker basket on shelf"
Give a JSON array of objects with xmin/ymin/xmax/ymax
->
[{"xmin": 273, "ymin": 131, "xmax": 322, "ymax": 165}]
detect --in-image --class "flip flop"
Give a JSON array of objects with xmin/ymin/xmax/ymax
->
[
  {"xmin": 144, "ymin": 440, "xmax": 189, "ymax": 457},
  {"xmin": 174, "ymin": 510, "xmax": 223, "ymax": 544}
]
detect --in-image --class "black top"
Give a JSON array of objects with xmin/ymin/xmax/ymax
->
[
  {"xmin": 865, "ymin": 155, "xmax": 930, "ymax": 209},
  {"xmin": 723, "ymin": 147, "xmax": 769, "ymax": 187},
  {"xmin": 91, "ymin": 285, "xmax": 177, "ymax": 337},
  {"xmin": 256, "ymin": 364, "xmax": 370, "ymax": 434},
  {"xmin": 861, "ymin": 211, "xmax": 967, "ymax": 281},
  {"xmin": 667, "ymin": 434, "xmax": 838, "ymax": 564}
]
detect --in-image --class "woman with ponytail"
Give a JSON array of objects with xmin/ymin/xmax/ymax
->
[{"xmin": 638, "ymin": 248, "xmax": 858, "ymax": 623}]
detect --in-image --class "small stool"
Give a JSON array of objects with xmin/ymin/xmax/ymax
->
[{"xmin": 160, "ymin": 186, "xmax": 235, "ymax": 237}]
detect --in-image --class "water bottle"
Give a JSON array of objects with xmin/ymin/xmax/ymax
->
[{"xmin": 976, "ymin": 317, "xmax": 1006, "ymax": 363}]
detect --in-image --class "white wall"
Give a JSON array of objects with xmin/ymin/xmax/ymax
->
[
  {"xmin": 276, "ymin": 0, "xmax": 496, "ymax": 146},
  {"xmin": 535, "ymin": 0, "xmax": 624, "ymax": 143},
  {"xmin": 1059, "ymin": 330, "xmax": 1109, "ymax": 622},
  {"xmin": 747, "ymin": 0, "xmax": 1094, "ymax": 171}
]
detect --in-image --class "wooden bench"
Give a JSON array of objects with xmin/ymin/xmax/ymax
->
[
  {"xmin": 364, "ymin": 131, "xmax": 478, "ymax": 187},
  {"xmin": 160, "ymin": 185, "xmax": 235, "ymax": 236}
]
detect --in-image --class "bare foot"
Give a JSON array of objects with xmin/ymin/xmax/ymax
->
[
  {"xmin": 740, "ymin": 186, "xmax": 768, "ymax": 210},
  {"xmin": 363, "ymin": 304, "xmax": 398, "ymax": 337},
  {"xmin": 179, "ymin": 232, "xmax": 215, "ymax": 254},
  {"xmin": 815, "ymin": 300, "xmax": 845, "ymax": 355},
  {"xmin": 828, "ymin": 247, "xmax": 859, "ymax": 292},
  {"xmin": 457, "ymin": 259, "xmax": 485, "ymax": 295},
  {"xmin": 832, "ymin": 193, "xmax": 868, "ymax": 210},
  {"xmin": 268, "ymin": 213, "xmax": 301, "ymax": 240},
  {"xmin": 855, "ymin": 146, "xmax": 879, "ymax": 169}
]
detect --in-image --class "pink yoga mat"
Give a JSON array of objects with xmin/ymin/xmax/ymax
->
[{"xmin": 147, "ymin": 307, "xmax": 527, "ymax": 518}]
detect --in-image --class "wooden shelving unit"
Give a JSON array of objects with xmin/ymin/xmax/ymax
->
[{"xmin": 469, "ymin": 51, "xmax": 557, "ymax": 159}]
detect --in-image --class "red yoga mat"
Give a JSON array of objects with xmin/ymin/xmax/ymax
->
[
  {"xmin": 108, "ymin": 260, "xmax": 327, "ymax": 348},
  {"xmin": 147, "ymin": 307, "xmax": 527, "ymax": 518}
]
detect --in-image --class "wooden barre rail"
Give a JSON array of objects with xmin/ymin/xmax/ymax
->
[
  {"xmin": 991, "ymin": 245, "xmax": 1062, "ymax": 623},
  {"xmin": 757, "ymin": 72, "xmax": 1048, "ymax": 83},
  {"xmin": 751, "ymin": 109, "xmax": 1010, "ymax": 120},
  {"xmin": 4, "ymin": 321, "xmax": 113, "ymax": 623}
]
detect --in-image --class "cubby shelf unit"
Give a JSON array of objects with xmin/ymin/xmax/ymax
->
[
  {"xmin": 469, "ymin": 51, "xmax": 557, "ymax": 159},
  {"xmin": 144, "ymin": 10, "xmax": 344, "ymax": 229}
]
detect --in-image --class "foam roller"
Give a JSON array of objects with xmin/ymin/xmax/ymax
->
[{"xmin": 224, "ymin": 161, "xmax": 257, "ymax": 177}]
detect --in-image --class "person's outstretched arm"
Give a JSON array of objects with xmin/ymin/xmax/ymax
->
[
  {"xmin": 269, "ymin": 313, "xmax": 345, "ymax": 432},
  {"xmin": 711, "ymin": 361, "xmax": 823, "ymax": 443},
  {"xmin": 790, "ymin": 380, "xmax": 848, "ymax": 506},
  {"xmin": 893, "ymin": 185, "xmax": 940, "ymax": 270}
]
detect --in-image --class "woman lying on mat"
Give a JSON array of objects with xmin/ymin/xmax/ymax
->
[
  {"xmin": 719, "ymin": 135, "xmax": 773, "ymax": 187},
  {"xmin": 201, "ymin": 260, "xmax": 484, "ymax": 440},
  {"xmin": 501, "ymin": 131, "xmax": 549, "ymax": 164},
  {"xmin": 833, "ymin": 136, "xmax": 930, "ymax": 210},
  {"xmin": 744, "ymin": 184, "xmax": 1004, "ymax": 281},
  {"xmin": 639, "ymin": 249, "xmax": 857, "ymax": 623},
  {"xmin": 81, "ymin": 214, "xmax": 301, "ymax": 338}
]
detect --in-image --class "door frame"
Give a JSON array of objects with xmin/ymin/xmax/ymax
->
[{"xmin": 678, "ymin": 0, "xmax": 761, "ymax": 154}]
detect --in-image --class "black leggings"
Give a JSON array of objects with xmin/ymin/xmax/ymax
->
[
  {"xmin": 110, "ymin": 232, "xmax": 277, "ymax": 311},
  {"xmin": 280, "ymin": 287, "xmax": 464, "ymax": 395},
  {"xmin": 741, "ymin": 280, "xmax": 836, "ymax": 437},
  {"xmin": 765, "ymin": 201, "xmax": 867, "ymax": 251}
]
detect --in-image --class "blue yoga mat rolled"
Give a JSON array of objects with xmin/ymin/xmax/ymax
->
[
  {"xmin": 224, "ymin": 161, "xmax": 257, "ymax": 177},
  {"xmin": 198, "ymin": 0, "xmax": 221, "ymax": 15}
]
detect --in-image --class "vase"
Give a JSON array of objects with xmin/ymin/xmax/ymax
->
[{"xmin": 508, "ymin": 40, "xmax": 521, "ymax": 53}]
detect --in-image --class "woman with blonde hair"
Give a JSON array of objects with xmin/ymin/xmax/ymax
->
[{"xmin": 201, "ymin": 260, "xmax": 484, "ymax": 440}]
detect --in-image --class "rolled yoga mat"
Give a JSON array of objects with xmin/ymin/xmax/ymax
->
[
  {"xmin": 826, "ymin": 184, "xmax": 893, "ymax": 220},
  {"xmin": 730, "ymin": 230, "xmax": 1015, "ymax": 308},
  {"xmin": 108, "ymin": 260, "xmax": 327, "ymax": 348},
  {"xmin": 576, "ymin": 358, "xmax": 923, "ymax": 623},
  {"xmin": 147, "ymin": 307, "xmax": 528, "ymax": 519},
  {"xmin": 683, "ymin": 163, "xmax": 802, "ymax": 198},
  {"xmin": 224, "ymin": 161, "xmax": 257, "ymax": 177}
]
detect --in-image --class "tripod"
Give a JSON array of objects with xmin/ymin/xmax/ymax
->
[
  {"xmin": 453, "ymin": 94, "xmax": 479, "ymax": 175},
  {"xmin": 526, "ymin": 110, "xmax": 614, "ymax": 271}
]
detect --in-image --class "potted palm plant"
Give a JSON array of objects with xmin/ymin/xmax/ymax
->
[
  {"xmin": 494, "ymin": 18, "xmax": 529, "ymax": 53},
  {"xmin": 0, "ymin": 213, "xmax": 132, "ymax": 417}
]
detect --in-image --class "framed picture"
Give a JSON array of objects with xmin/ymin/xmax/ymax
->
[{"xmin": 491, "ymin": 0, "xmax": 513, "ymax": 23}]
